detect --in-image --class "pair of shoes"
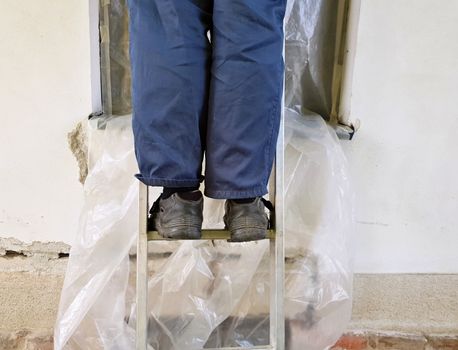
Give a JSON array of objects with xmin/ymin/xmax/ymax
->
[{"xmin": 148, "ymin": 191, "xmax": 272, "ymax": 242}]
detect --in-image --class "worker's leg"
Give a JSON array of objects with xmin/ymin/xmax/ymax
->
[
  {"xmin": 204, "ymin": 0, "xmax": 286, "ymax": 199},
  {"xmin": 127, "ymin": 0, "xmax": 212, "ymax": 188}
]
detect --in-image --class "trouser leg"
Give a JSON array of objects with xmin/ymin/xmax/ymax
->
[
  {"xmin": 127, "ymin": 0, "xmax": 212, "ymax": 187},
  {"xmin": 204, "ymin": 0, "xmax": 286, "ymax": 199}
]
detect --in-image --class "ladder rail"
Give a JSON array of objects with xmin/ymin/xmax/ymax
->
[
  {"xmin": 270, "ymin": 75, "xmax": 285, "ymax": 350},
  {"xmin": 271, "ymin": 11, "xmax": 286, "ymax": 348},
  {"xmin": 137, "ymin": 183, "xmax": 149, "ymax": 350}
]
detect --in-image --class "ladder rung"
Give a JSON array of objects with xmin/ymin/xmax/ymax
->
[{"xmin": 147, "ymin": 229, "xmax": 276, "ymax": 241}]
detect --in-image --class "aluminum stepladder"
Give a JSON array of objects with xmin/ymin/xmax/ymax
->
[
  {"xmin": 136, "ymin": 106, "xmax": 285, "ymax": 349},
  {"xmin": 135, "ymin": 111, "xmax": 285, "ymax": 349},
  {"xmin": 135, "ymin": 19, "xmax": 286, "ymax": 348}
]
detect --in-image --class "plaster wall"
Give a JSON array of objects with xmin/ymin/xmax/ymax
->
[
  {"xmin": 0, "ymin": 0, "xmax": 97, "ymax": 245},
  {"xmin": 345, "ymin": 0, "xmax": 458, "ymax": 273}
]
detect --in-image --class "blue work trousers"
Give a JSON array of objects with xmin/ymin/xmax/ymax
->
[{"xmin": 127, "ymin": 0, "xmax": 286, "ymax": 199}]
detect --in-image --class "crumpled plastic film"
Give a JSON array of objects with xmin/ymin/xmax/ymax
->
[
  {"xmin": 202, "ymin": 109, "xmax": 353, "ymax": 350},
  {"xmin": 284, "ymin": 0, "xmax": 339, "ymax": 119},
  {"xmin": 54, "ymin": 0, "xmax": 354, "ymax": 348},
  {"xmin": 54, "ymin": 109, "xmax": 353, "ymax": 350}
]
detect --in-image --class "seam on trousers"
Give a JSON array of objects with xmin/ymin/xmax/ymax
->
[
  {"xmin": 263, "ymin": 60, "xmax": 283, "ymax": 188},
  {"xmin": 263, "ymin": 76, "xmax": 277, "ymax": 188}
]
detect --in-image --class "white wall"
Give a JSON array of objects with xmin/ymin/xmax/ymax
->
[
  {"xmin": 1, "ymin": 0, "xmax": 457, "ymax": 275},
  {"xmin": 345, "ymin": 0, "xmax": 458, "ymax": 273},
  {"xmin": 0, "ymin": 0, "xmax": 95, "ymax": 244}
]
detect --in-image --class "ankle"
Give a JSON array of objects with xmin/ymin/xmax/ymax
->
[
  {"xmin": 177, "ymin": 190, "xmax": 202, "ymax": 201},
  {"xmin": 162, "ymin": 186, "xmax": 201, "ymax": 200},
  {"xmin": 233, "ymin": 197, "xmax": 256, "ymax": 204}
]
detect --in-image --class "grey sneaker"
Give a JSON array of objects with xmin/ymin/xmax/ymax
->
[
  {"xmin": 149, "ymin": 192, "xmax": 203, "ymax": 239},
  {"xmin": 223, "ymin": 197, "xmax": 272, "ymax": 242}
]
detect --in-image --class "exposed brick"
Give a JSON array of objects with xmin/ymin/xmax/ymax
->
[
  {"xmin": 332, "ymin": 334, "xmax": 368, "ymax": 350},
  {"xmin": 369, "ymin": 333, "xmax": 427, "ymax": 350},
  {"xmin": 331, "ymin": 332, "xmax": 458, "ymax": 350},
  {"xmin": 426, "ymin": 335, "xmax": 458, "ymax": 350}
]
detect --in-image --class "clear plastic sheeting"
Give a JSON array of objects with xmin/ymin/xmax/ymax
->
[
  {"xmin": 284, "ymin": 0, "xmax": 339, "ymax": 119},
  {"xmin": 55, "ymin": 0, "xmax": 354, "ymax": 348},
  {"xmin": 54, "ymin": 109, "xmax": 353, "ymax": 349}
]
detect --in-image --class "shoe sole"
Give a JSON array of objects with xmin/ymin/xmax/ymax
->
[
  {"xmin": 227, "ymin": 227, "xmax": 267, "ymax": 242},
  {"xmin": 156, "ymin": 225, "xmax": 202, "ymax": 240}
]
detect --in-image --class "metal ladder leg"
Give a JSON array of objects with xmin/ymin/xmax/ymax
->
[
  {"xmin": 271, "ymin": 85, "xmax": 285, "ymax": 350},
  {"xmin": 271, "ymin": 13, "xmax": 286, "ymax": 347},
  {"xmin": 137, "ymin": 183, "xmax": 149, "ymax": 350}
]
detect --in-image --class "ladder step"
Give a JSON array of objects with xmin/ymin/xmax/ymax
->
[{"xmin": 147, "ymin": 229, "xmax": 276, "ymax": 241}]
